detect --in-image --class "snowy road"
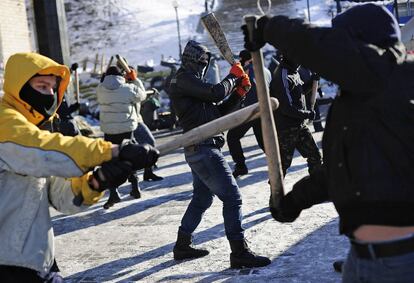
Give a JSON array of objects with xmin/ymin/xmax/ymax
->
[{"xmin": 53, "ymin": 124, "xmax": 346, "ymax": 282}]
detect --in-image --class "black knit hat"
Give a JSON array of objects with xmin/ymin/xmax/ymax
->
[
  {"xmin": 239, "ymin": 50, "xmax": 252, "ymax": 65},
  {"xmin": 106, "ymin": 66, "xmax": 122, "ymax": 76}
]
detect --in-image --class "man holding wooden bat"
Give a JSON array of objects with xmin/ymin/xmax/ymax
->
[{"xmin": 169, "ymin": 40, "xmax": 271, "ymax": 268}]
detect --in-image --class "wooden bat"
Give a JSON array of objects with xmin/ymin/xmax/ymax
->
[
  {"xmin": 73, "ymin": 69, "xmax": 80, "ymax": 104},
  {"xmin": 73, "ymin": 98, "xmax": 279, "ymax": 206},
  {"xmin": 201, "ymin": 12, "xmax": 235, "ymax": 65},
  {"xmin": 310, "ymin": 80, "xmax": 319, "ymax": 111},
  {"xmin": 116, "ymin": 54, "xmax": 153, "ymax": 97},
  {"xmin": 115, "ymin": 54, "xmax": 131, "ymax": 73},
  {"xmin": 158, "ymin": 98, "xmax": 279, "ymax": 155},
  {"xmin": 244, "ymin": 16, "xmax": 285, "ymax": 209}
]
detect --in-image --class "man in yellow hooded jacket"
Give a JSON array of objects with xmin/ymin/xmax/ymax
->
[{"xmin": 0, "ymin": 52, "xmax": 159, "ymax": 282}]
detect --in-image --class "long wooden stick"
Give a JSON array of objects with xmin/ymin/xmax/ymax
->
[
  {"xmin": 73, "ymin": 99, "xmax": 279, "ymax": 206},
  {"xmin": 158, "ymin": 98, "xmax": 279, "ymax": 155},
  {"xmin": 74, "ymin": 69, "xmax": 80, "ymax": 104},
  {"xmin": 100, "ymin": 54, "xmax": 105, "ymax": 74},
  {"xmin": 116, "ymin": 54, "xmax": 131, "ymax": 73},
  {"xmin": 106, "ymin": 56, "xmax": 114, "ymax": 72},
  {"xmin": 245, "ymin": 16, "xmax": 285, "ymax": 209},
  {"xmin": 310, "ymin": 80, "xmax": 319, "ymax": 110}
]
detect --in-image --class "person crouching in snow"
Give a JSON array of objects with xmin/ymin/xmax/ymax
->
[{"xmin": 0, "ymin": 52, "xmax": 159, "ymax": 282}]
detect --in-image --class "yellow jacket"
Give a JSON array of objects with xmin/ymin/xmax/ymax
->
[{"xmin": 0, "ymin": 53, "xmax": 112, "ymax": 273}]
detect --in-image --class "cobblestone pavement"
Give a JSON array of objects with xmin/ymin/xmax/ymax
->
[{"xmin": 53, "ymin": 124, "xmax": 346, "ymax": 282}]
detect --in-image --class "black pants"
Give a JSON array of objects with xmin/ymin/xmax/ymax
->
[
  {"xmin": 0, "ymin": 260, "xmax": 62, "ymax": 283},
  {"xmin": 278, "ymin": 125, "xmax": 322, "ymax": 176},
  {"xmin": 104, "ymin": 132, "xmax": 138, "ymax": 195},
  {"xmin": 227, "ymin": 119, "xmax": 264, "ymax": 166}
]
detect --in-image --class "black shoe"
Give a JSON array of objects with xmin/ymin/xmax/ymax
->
[
  {"xmin": 173, "ymin": 231, "xmax": 209, "ymax": 260},
  {"xmin": 333, "ymin": 260, "xmax": 344, "ymax": 273},
  {"xmin": 129, "ymin": 176, "xmax": 141, "ymax": 199},
  {"xmin": 144, "ymin": 168, "xmax": 164, "ymax": 181},
  {"xmin": 130, "ymin": 189, "xmax": 141, "ymax": 199},
  {"xmin": 229, "ymin": 240, "xmax": 271, "ymax": 268},
  {"xmin": 103, "ymin": 190, "xmax": 121, "ymax": 209},
  {"xmin": 232, "ymin": 164, "xmax": 248, "ymax": 178}
]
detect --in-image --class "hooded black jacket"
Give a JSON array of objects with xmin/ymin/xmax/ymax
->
[
  {"xmin": 169, "ymin": 40, "xmax": 240, "ymax": 133},
  {"xmin": 263, "ymin": 4, "xmax": 414, "ymax": 234}
]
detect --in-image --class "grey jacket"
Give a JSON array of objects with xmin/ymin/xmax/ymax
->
[{"xmin": 97, "ymin": 75, "xmax": 147, "ymax": 134}]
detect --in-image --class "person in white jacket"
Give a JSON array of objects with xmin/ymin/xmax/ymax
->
[
  {"xmin": 97, "ymin": 66, "xmax": 163, "ymax": 209},
  {"xmin": 0, "ymin": 52, "xmax": 159, "ymax": 281}
]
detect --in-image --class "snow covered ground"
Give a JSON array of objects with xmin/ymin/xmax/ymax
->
[{"xmin": 53, "ymin": 126, "xmax": 346, "ymax": 282}]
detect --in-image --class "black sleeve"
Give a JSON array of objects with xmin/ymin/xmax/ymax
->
[
  {"xmin": 217, "ymin": 91, "xmax": 243, "ymax": 116},
  {"xmin": 176, "ymin": 72, "xmax": 238, "ymax": 103},
  {"xmin": 288, "ymin": 165, "xmax": 330, "ymax": 210},
  {"xmin": 263, "ymin": 16, "xmax": 385, "ymax": 94}
]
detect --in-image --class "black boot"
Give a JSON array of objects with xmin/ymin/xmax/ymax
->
[
  {"xmin": 144, "ymin": 167, "xmax": 163, "ymax": 181},
  {"xmin": 232, "ymin": 163, "xmax": 248, "ymax": 178},
  {"xmin": 103, "ymin": 188, "xmax": 121, "ymax": 209},
  {"xmin": 173, "ymin": 230, "xmax": 209, "ymax": 260},
  {"xmin": 229, "ymin": 240, "xmax": 271, "ymax": 268},
  {"xmin": 129, "ymin": 174, "xmax": 141, "ymax": 199}
]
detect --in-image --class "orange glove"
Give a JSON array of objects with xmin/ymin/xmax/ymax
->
[
  {"xmin": 125, "ymin": 69, "xmax": 138, "ymax": 81},
  {"xmin": 235, "ymin": 74, "xmax": 251, "ymax": 97},
  {"xmin": 229, "ymin": 62, "xmax": 245, "ymax": 78}
]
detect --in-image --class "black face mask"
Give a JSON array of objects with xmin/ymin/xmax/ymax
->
[{"xmin": 19, "ymin": 82, "xmax": 58, "ymax": 120}]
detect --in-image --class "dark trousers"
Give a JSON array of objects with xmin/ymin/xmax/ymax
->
[
  {"xmin": 0, "ymin": 260, "xmax": 62, "ymax": 283},
  {"xmin": 278, "ymin": 125, "xmax": 322, "ymax": 176},
  {"xmin": 181, "ymin": 145, "xmax": 244, "ymax": 240},
  {"xmin": 104, "ymin": 132, "xmax": 138, "ymax": 196},
  {"xmin": 227, "ymin": 119, "xmax": 264, "ymax": 166}
]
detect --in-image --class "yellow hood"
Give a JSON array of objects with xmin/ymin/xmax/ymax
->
[{"xmin": 2, "ymin": 52, "xmax": 70, "ymax": 125}]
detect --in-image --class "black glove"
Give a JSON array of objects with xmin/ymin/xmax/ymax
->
[
  {"xmin": 71, "ymin": 63, "xmax": 79, "ymax": 72},
  {"xmin": 307, "ymin": 110, "xmax": 316, "ymax": 120},
  {"xmin": 119, "ymin": 140, "xmax": 160, "ymax": 171},
  {"xmin": 93, "ymin": 159, "xmax": 133, "ymax": 191},
  {"xmin": 270, "ymin": 193, "xmax": 302, "ymax": 223},
  {"xmin": 241, "ymin": 15, "xmax": 269, "ymax": 52}
]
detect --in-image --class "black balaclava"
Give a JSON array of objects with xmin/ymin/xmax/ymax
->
[
  {"xmin": 181, "ymin": 40, "xmax": 211, "ymax": 78},
  {"xmin": 280, "ymin": 54, "xmax": 300, "ymax": 72},
  {"xmin": 332, "ymin": 3, "xmax": 401, "ymax": 48},
  {"xmin": 19, "ymin": 77, "xmax": 60, "ymax": 120},
  {"xmin": 239, "ymin": 50, "xmax": 252, "ymax": 67}
]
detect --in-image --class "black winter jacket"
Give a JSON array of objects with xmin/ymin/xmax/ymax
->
[
  {"xmin": 264, "ymin": 16, "xmax": 414, "ymax": 234},
  {"xmin": 169, "ymin": 69, "xmax": 239, "ymax": 133},
  {"xmin": 270, "ymin": 62, "xmax": 314, "ymax": 130},
  {"xmin": 168, "ymin": 41, "xmax": 240, "ymax": 134}
]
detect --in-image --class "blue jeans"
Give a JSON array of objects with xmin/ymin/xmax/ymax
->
[
  {"xmin": 179, "ymin": 145, "xmax": 244, "ymax": 240},
  {"xmin": 343, "ymin": 244, "xmax": 414, "ymax": 283},
  {"xmin": 133, "ymin": 122, "xmax": 155, "ymax": 146}
]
